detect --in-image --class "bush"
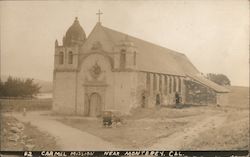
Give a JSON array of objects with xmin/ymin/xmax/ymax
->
[
  {"xmin": 206, "ymin": 73, "xmax": 231, "ymax": 86},
  {"xmin": 0, "ymin": 76, "xmax": 40, "ymax": 98}
]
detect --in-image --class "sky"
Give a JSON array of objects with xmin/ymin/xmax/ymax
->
[{"xmin": 0, "ymin": 0, "xmax": 249, "ymax": 86}]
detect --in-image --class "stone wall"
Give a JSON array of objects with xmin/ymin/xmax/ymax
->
[
  {"xmin": 185, "ymin": 80, "xmax": 217, "ymax": 105},
  {"xmin": 113, "ymin": 71, "xmax": 137, "ymax": 114},
  {"xmin": 76, "ymin": 53, "xmax": 114, "ymax": 116},
  {"xmin": 53, "ymin": 72, "xmax": 77, "ymax": 115},
  {"xmin": 137, "ymin": 72, "xmax": 186, "ymax": 108}
]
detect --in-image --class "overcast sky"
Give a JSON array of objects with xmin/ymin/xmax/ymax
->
[{"xmin": 0, "ymin": 0, "xmax": 249, "ymax": 86}]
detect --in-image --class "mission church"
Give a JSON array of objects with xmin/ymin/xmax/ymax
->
[{"xmin": 53, "ymin": 13, "xmax": 229, "ymax": 116}]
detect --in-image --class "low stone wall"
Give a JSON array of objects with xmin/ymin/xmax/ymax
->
[{"xmin": 0, "ymin": 98, "xmax": 52, "ymax": 112}]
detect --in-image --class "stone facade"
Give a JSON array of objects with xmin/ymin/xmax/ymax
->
[{"xmin": 53, "ymin": 18, "xmax": 229, "ymax": 116}]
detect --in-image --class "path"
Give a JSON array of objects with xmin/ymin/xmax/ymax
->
[
  {"xmin": 8, "ymin": 111, "xmax": 226, "ymax": 150},
  {"xmin": 150, "ymin": 114, "xmax": 226, "ymax": 149},
  {"xmin": 10, "ymin": 111, "xmax": 117, "ymax": 150}
]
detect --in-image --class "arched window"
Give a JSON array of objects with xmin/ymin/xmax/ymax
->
[
  {"xmin": 59, "ymin": 51, "xmax": 64, "ymax": 64},
  {"xmin": 120, "ymin": 49, "xmax": 126, "ymax": 69},
  {"xmin": 68, "ymin": 51, "xmax": 73, "ymax": 64}
]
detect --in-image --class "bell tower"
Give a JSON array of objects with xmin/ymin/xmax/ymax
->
[
  {"xmin": 113, "ymin": 36, "xmax": 137, "ymax": 71},
  {"xmin": 54, "ymin": 17, "xmax": 86, "ymax": 71}
]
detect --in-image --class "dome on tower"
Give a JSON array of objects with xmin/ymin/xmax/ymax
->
[{"xmin": 63, "ymin": 17, "xmax": 86, "ymax": 46}]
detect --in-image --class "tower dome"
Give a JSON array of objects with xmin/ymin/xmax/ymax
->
[{"xmin": 63, "ymin": 17, "xmax": 86, "ymax": 46}]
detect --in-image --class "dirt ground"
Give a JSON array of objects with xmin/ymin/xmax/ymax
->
[
  {"xmin": 4, "ymin": 111, "xmax": 116, "ymax": 150},
  {"xmin": 60, "ymin": 107, "xmax": 197, "ymax": 149},
  {"xmin": 60, "ymin": 105, "xmax": 248, "ymax": 149},
  {"xmin": 0, "ymin": 115, "xmax": 58, "ymax": 150},
  {"xmin": 185, "ymin": 109, "xmax": 249, "ymax": 150}
]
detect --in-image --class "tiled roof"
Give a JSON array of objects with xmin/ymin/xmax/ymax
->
[
  {"xmin": 81, "ymin": 23, "xmax": 229, "ymax": 93},
  {"xmin": 188, "ymin": 74, "xmax": 230, "ymax": 93},
  {"xmin": 103, "ymin": 26, "xmax": 200, "ymax": 76}
]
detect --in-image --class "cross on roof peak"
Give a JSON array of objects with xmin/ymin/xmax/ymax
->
[{"xmin": 96, "ymin": 9, "xmax": 103, "ymax": 23}]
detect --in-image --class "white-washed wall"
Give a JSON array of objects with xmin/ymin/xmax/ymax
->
[{"xmin": 53, "ymin": 72, "xmax": 77, "ymax": 115}]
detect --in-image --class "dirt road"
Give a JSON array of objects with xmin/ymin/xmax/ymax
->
[
  {"xmin": 150, "ymin": 114, "xmax": 226, "ymax": 149},
  {"xmin": 9, "ymin": 111, "xmax": 117, "ymax": 150},
  {"xmin": 8, "ymin": 111, "xmax": 227, "ymax": 150}
]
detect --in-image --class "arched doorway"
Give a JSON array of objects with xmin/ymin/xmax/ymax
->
[
  {"xmin": 156, "ymin": 94, "xmax": 161, "ymax": 106},
  {"xmin": 141, "ymin": 90, "xmax": 147, "ymax": 108},
  {"xmin": 89, "ymin": 93, "xmax": 102, "ymax": 117},
  {"xmin": 142, "ymin": 95, "xmax": 146, "ymax": 108}
]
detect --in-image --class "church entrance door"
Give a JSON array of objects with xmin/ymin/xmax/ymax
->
[{"xmin": 89, "ymin": 93, "xmax": 102, "ymax": 117}]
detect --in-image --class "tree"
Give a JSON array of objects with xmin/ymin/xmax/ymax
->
[
  {"xmin": 0, "ymin": 79, "xmax": 5, "ymax": 96},
  {"xmin": 0, "ymin": 76, "xmax": 40, "ymax": 98},
  {"xmin": 206, "ymin": 73, "xmax": 231, "ymax": 86}
]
